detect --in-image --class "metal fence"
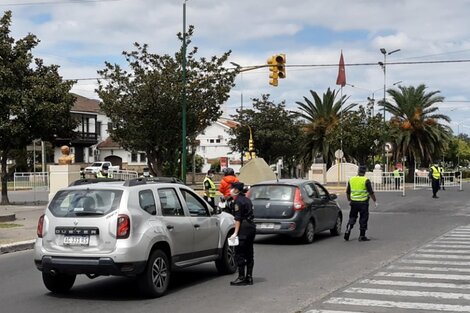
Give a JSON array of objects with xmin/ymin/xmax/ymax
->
[
  {"xmin": 13, "ymin": 172, "xmax": 49, "ymax": 191},
  {"xmin": 346, "ymin": 172, "xmax": 405, "ymax": 196},
  {"xmin": 414, "ymin": 171, "xmax": 463, "ymax": 191},
  {"xmin": 109, "ymin": 169, "xmax": 138, "ymax": 180}
]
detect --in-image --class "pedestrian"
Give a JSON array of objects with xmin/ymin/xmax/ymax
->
[
  {"xmin": 429, "ymin": 162, "xmax": 441, "ymax": 198},
  {"xmin": 218, "ymin": 167, "xmax": 239, "ymax": 214},
  {"xmin": 228, "ymin": 182, "xmax": 256, "ymax": 286},
  {"xmin": 96, "ymin": 164, "xmax": 113, "ymax": 178},
  {"xmin": 439, "ymin": 162, "xmax": 445, "ymax": 190},
  {"xmin": 203, "ymin": 169, "xmax": 217, "ymax": 208},
  {"xmin": 344, "ymin": 165, "xmax": 377, "ymax": 242},
  {"xmin": 140, "ymin": 167, "xmax": 153, "ymax": 178},
  {"xmin": 393, "ymin": 166, "xmax": 402, "ymax": 190}
]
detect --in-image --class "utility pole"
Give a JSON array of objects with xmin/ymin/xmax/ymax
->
[{"xmin": 181, "ymin": 0, "xmax": 188, "ymax": 183}]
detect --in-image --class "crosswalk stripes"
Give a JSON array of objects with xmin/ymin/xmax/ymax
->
[{"xmin": 304, "ymin": 225, "xmax": 470, "ymax": 312}]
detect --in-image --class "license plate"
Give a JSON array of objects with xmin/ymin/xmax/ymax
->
[
  {"xmin": 63, "ymin": 236, "xmax": 89, "ymax": 246},
  {"xmin": 260, "ymin": 223, "xmax": 274, "ymax": 229}
]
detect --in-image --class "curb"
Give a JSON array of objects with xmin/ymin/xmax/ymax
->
[{"xmin": 0, "ymin": 240, "xmax": 35, "ymax": 255}]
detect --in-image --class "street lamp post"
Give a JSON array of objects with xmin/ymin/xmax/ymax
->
[
  {"xmin": 379, "ymin": 48, "xmax": 400, "ymax": 170},
  {"xmin": 230, "ymin": 62, "xmax": 244, "ymax": 166},
  {"xmin": 181, "ymin": 0, "xmax": 189, "ymax": 183}
]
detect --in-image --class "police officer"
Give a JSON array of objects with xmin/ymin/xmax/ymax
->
[
  {"xmin": 140, "ymin": 167, "xmax": 153, "ymax": 178},
  {"xmin": 393, "ymin": 166, "xmax": 402, "ymax": 190},
  {"xmin": 429, "ymin": 162, "xmax": 441, "ymax": 198},
  {"xmin": 229, "ymin": 182, "xmax": 256, "ymax": 286},
  {"xmin": 344, "ymin": 165, "xmax": 377, "ymax": 242},
  {"xmin": 203, "ymin": 169, "xmax": 216, "ymax": 208},
  {"xmin": 96, "ymin": 164, "xmax": 113, "ymax": 178},
  {"xmin": 439, "ymin": 162, "xmax": 445, "ymax": 190}
]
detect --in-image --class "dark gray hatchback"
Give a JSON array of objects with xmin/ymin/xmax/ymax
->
[{"xmin": 247, "ymin": 179, "xmax": 342, "ymax": 244}]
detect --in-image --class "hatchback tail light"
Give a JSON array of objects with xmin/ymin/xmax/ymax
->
[
  {"xmin": 293, "ymin": 188, "xmax": 305, "ymax": 211},
  {"xmin": 117, "ymin": 214, "xmax": 130, "ymax": 239},
  {"xmin": 37, "ymin": 214, "xmax": 45, "ymax": 238}
]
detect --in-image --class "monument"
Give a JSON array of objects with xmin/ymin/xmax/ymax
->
[{"xmin": 49, "ymin": 145, "xmax": 80, "ymax": 200}]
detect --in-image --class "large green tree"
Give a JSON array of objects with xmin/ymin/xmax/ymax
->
[
  {"xmin": 97, "ymin": 26, "xmax": 237, "ymax": 177},
  {"xmin": 383, "ymin": 84, "xmax": 451, "ymax": 180},
  {"xmin": 228, "ymin": 94, "xmax": 303, "ymax": 177},
  {"xmin": 294, "ymin": 88, "xmax": 357, "ymax": 167},
  {"xmin": 0, "ymin": 11, "xmax": 76, "ymax": 204}
]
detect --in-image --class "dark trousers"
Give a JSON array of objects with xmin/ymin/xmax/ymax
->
[
  {"xmin": 395, "ymin": 177, "xmax": 400, "ymax": 189},
  {"xmin": 203, "ymin": 195, "xmax": 215, "ymax": 208},
  {"xmin": 347, "ymin": 201, "xmax": 369, "ymax": 232},
  {"xmin": 235, "ymin": 222, "xmax": 256, "ymax": 267},
  {"xmin": 432, "ymin": 178, "xmax": 440, "ymax": 196}
]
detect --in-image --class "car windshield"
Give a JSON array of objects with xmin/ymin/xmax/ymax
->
[
  {"xmin": 90, "ymin": 163, "xmax": 102, "ymax": 167},
  {"xmin": 249, "ymin": 185, "xmax": 295, "ymax": 201},
  {"xmin": 48, "ymin": 189, "xmax": 123, "ymax": 217}
]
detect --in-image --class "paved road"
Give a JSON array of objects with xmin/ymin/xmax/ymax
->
[{"xmin": 0, "ymin": 186, "xmax": 469, "ymax": 313}]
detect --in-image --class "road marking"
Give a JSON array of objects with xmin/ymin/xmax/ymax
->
[
  {"xmin": 345, "ymin": 287, "xmax": 470, "ymax": 300},
  {"xmin": 306, "ymin": 310, "xmax": 364, "ymax": 313},
  {"xmin": 325, "ymin": 297, "xmax": 470, "ymax": 312},
  {"xmin": 441, "ymin": 234, "xmax": 470, "ymax": 238},
  {"xmin": 400, "ymin": 259, "xmax": 470, "ymax": 266},
  {"xmin": 388, "ymin": 265, "xmax": 470, "ymax": 272},
  {"xmin": 376, "ymin": 271, "xmax": 470, "ymax": 280},
  {"xmin": 433, "ymin": 240, "xmax": 470, "ymax": 244},
  {"xmin": 361, "ymin": 279, "xmax": 470, "ymax": 289},
  {"xmin": 426, "ymin": 244, "xmax": 470, "ymax": 248},
  {"xmin": 418, "ymin": 249, "xmax": 470, "ymax": 254},
  {"xmin": 412, "ymin": 253, "xmax": 470, "ymax": 259}
]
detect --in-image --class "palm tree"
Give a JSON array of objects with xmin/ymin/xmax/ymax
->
[
  {"xmin": 383, "ymin": 84, "xmax": 452, "ymax": 180},
  {"xmin": 294, "ymin": 88, "xmax": 357, "ymax": 167}
]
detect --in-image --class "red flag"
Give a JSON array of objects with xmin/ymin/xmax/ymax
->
[{"xmin": 336, "ymin": 51, "xmax": 346, "ymax": 87}]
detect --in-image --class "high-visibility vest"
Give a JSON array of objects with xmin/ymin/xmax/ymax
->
[
  {"xmin": 203, "ymin": 177, "xmax": 216, "ymax": 198},
  {"xmin": 431, "ymin": 166, "xmax": 440, "ymax": 180},
  {"xmin": 349, "ymin": 176, "xmax": 369, "ymax": 202},
  {"xmin": 97, "ymin": 171, "xmax": 113, "ymax": 178},
  {"xmin": 393, "ymin": 169, "xmax": 401, "ymax": 177}
]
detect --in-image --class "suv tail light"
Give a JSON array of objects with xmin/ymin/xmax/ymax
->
[
  {"xmin": 293, "ymin": 188, "xmax": 305, "ymax": 211},
  {"xmin": 37, "ymin": 214, "xmax": 45, "ymax": 238},
  {"xmin": 117, "ymin": 214, "xmax": 130, "ymax": 239}
]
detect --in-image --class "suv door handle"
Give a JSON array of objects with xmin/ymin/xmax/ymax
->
[
  {"xmin": 166, "ymin": 225, "xmax": 174, "ymax": 230},
  {"xmin": 194, "ymin": 224, "xmax": 200, "ymax": 229}
]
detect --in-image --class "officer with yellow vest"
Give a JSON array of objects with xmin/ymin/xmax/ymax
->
[
  {"xmin": 393, "ymin": 166, "xmax": 402, "ymax": 190},
  {"xmin": 96, "ymin": 164, "xmax": 113, "ymax": 178},
  {"xmin": 203, "ymin": 169, "xmax": 217, "ymax": 208},
  {"xmin": 429, "ymin": 162, "xmax": 442, "ymax": 198},
  {"xmin": 344, "ymin": 165, "xmax": 377, "ymax": 242}
]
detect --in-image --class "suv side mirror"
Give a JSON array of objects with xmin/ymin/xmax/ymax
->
[{"xmin": 329, "ymin": 194, "xmax": 338, "ymax": 200}]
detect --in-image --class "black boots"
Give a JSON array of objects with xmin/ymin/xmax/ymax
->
[
  {"xmin": 230, "ymin": 266, "xmax": 246, "ymax": 286},
  {"xmin": 358, "ymin": 229, "xmax": 370, "ymax": 241},
  {"xmin": 245, "ymin": 262, "xmax": 254, "ymax": 285},
  {"xmin": 344, "ymin": 224, "xmax": 351, "ymax": 241}
]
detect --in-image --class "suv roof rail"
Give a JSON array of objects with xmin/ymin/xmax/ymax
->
[
  {"xmin": 145, "ymin": 176, "xmax": 184, "ymax": 184},
  {"xmin": 69, "ymin": 178, "xmax": 123, "ymax": 186},
  {"xmin": 123, "ymin": 177, "xmax": 147, "ymax": 187}
]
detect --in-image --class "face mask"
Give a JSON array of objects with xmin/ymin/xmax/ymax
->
[{"xmin": 230, "ymin": 188, "xmax": 238, "ymax": 197}]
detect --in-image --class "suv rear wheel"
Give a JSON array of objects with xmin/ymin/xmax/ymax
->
[
  {"xmin": 42, "ymin": 272, "xmax": 76, "ymax": 293},
  {"xmin": 215, "ymin": 236, "xmax": 237, "ymax": 274},
  {"xmin": 138, "ymin": 249, "xmax": 170, "ymax": 298}
]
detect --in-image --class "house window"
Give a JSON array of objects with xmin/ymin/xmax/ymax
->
[
  {"xmin": 140, "ymin": 153, "xmax": 147, "ymax": 163},
  {"xmin": 131, "ymin": 153, "xmax": 138, "ymax": 162},
  {"xmin": 216, "ymin": 139, "xmax": 221, "ymax": 143},
  {"xmin": 96, "ymin": 121, "xmax": 101, "ymax": 137},
  {"xmin": 107, "ymin": 122, "xmax": 113, "ymax": 131},
  {"xmin": 209, "ymin": 139, "xmax": 214, "ymax": 143}
]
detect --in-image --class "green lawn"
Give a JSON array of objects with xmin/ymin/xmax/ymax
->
[{"xmin": 0, "ymin": 223, "xmax": 22, "ymax": 228}]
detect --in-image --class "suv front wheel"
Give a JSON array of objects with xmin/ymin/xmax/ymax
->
[
  {"xmin": 215, "ymin": 236, "xmax": 237, "ymax": 274},
  {"xmin": 138, "ymin": 249, "xmax": 171, "ymax": 298}
]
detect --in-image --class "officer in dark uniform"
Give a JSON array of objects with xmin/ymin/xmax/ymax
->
[{"xmin": 229, "ymin": 182, "xmax": 256, "ymax": 286}]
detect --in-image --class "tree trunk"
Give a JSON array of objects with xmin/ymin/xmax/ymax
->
[
  {"xmin": 1, "ymin": 150, "xmax": 10, "ymax": 205},
  {"xmin": 406, "ymin": 156, "xmax": 416, "ymax": 183}
]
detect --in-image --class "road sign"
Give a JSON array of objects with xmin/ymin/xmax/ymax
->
[{"xmin": 335, "ymin": 149, "xmax": 344, "ymax": 159}]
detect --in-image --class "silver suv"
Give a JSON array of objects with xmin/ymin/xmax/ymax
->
[{"xmin": 34, "ymin": 178, "xmax": 236, "ymax": 298}]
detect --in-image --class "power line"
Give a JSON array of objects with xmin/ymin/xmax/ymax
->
[{"xmin": 1, "ymin": 0, "xmax": 121, "ymax": 6}]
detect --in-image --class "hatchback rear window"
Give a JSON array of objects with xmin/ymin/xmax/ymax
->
[
  {"xmin": 249, "ymin": 185, "xmax": 295, "ymax": 201},
  {"xmin": 48, "ymin": 189, "xmax": 123, "ymax": 217}
]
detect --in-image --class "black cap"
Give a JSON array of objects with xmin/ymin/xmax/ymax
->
[
  {"xmin": 231, "ymin": 182, "xmax": 244, "ymax": 191},
  {"xmin": 358, "ymin": 165, "xmax": 367, "ymax": 174},
  {"xmin": 102, "ymin": 164, "xmax": 109, "ymax": 170}
]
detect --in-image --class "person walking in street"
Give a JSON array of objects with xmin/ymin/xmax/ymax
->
[
  {"xmin": 140, "ymin": 167, "xmax": 153, "ymax": 178},
  {"xmin": 439, "ymin": 162, "xmax": 445, "ymax": 190},
  {"xmin": 203, "ymin": 169, "xmax": 217, "ymax": 208},
  {"xmin": 344, "ymin": 165, "xmax": 377, "ymax": 242},
  {"xmin": 430, "ymin": 162, "xmax": 442, "ymax": 198},
  {"xmin": 393, "ymin": 166, "xmax": 402, "ymax": 190},
  {"xmin": 96, "ymin": 164, "xmax": 113, "ymax": 178},
  {"xmin": 228, "ymin": 182, "xmax": 256, "ymax": 286}
]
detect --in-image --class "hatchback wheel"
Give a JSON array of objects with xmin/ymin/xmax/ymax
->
[
  {"xmin": 301, "ymin": 221, "xmax": 315, "ymax": 244},
  {"xmin": 42, "ymin": 272, "xmax": 76, "ymax": 294},
  {"xmin": 138, "ymin": 249, "xmax": 170, "ymax": 298},
  {"xmin": 330, "ymin": 215, "xmax": 342, "ymax": 236}
]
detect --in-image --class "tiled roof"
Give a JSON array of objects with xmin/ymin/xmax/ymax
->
[
  {"xmin": 97, "ymin": 136, "xmax": 121, "ymax": 149},
  {"xmin": 218, "ymin": 117, "xmax": 239, "ymax": 129},
  {"xmin": 72, "ymin": 94, "xmax": 101, "ymax": 114}
]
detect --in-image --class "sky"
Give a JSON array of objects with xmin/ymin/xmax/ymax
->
[{"xmin": 4, "ymin": 0, "xmax": 470, "ymax": 135}]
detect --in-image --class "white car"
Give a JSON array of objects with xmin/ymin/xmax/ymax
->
[
  {"xmin": 34, "ymin": 178, "xmax": 236, "ymax": 298},
  {"xmin": 84, "ymin": 161, "xmax": 119, "ymax": 174}
]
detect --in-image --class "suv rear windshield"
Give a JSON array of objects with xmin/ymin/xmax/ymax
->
[
  {"xmin": 249, "ymin": 185, "xmax": 295, "ymax": 201},
  {"xmin": 48, "ymin": 189, "xmax": 123, "ymax": 217}
]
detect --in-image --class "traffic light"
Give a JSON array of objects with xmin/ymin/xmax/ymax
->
[
  {"xmin": 275, "ymin": 54, "xmax": 286, "ymax": 79},
  {"xmin": 267, "ymin": 56, "xmax": 279, "ymax": 86},
  {"xmin": 248, "ymin": 139, "xmax": 254, "ymax": 152}
]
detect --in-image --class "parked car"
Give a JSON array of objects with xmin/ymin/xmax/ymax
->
[
  {"xmin": 247, "ymin": 179, "xmax": 342, "ymax": 244},
  {"xmin": 34, "ymin": 178, "xmax": 236, "ymax": 298},
  {"xmin": 84, "ymin": 161, "xmax": 119, "ymax": 174}
]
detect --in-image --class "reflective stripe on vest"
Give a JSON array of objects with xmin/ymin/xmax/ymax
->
[
  {"xmin": 431, "ymin": 166, "xmax": 440, "ymax": 180},
  {"xmin": 203, "ymin": 177, "xmax": 216, "ymax": 197},
  {"xmin": 350, "ymin": 176, "xmax": 369, "ymax": 202}
]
